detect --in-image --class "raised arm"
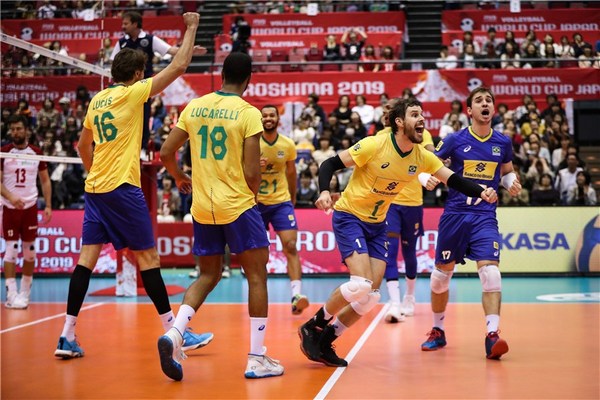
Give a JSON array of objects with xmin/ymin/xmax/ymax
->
[{"xmin": 150, "ymin": 12, "xmax": 200, "ymax": 97}]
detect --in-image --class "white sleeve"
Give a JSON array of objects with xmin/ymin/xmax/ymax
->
[
  {"xmin": 110, "ymin": 41, "xmax": 121, "ymax": 61},
  {"xmin": 152, "ymin": 36, "xmax": 172, "ymax": 56}
]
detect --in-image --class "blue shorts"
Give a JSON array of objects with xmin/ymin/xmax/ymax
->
[
  {"xmin": 258, "ymin": 201, "xmax": 298, "ymax": 231},
  {"xmin": 192, "ymin": 206, "xmax": 270, "ymax": 256},
  {"xmin": 386, "ymin": 204, "xmax": 423, "ymax": 245},
  {"xmin": 333, "ymin": 210, "xmax": 388, "ymax": 263},
  {"xmin": 82, "ymin": 183, "xmax": 154, "ymax": 251},
  {"xmin": 435, "ymin": 213, "xmax": 500, "ymax": 265}
]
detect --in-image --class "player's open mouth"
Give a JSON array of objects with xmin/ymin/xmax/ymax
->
[
  {"xmin": 415, "ymin": 126, "xmax": 424, "ymax": 133},
  {"xmin": 481, "ymin": 109, "xmax": 490, "ymax": 116}
]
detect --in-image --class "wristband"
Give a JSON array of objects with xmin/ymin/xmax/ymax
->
[
  {"xmin": 418, "ymin": 173, "xmax": 431, "ymax": 187},
  {"xmin": 501, "ymin": 172, "xmax": 517, "ymax": 190}
]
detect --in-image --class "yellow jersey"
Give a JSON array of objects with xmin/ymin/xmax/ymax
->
[
  {"xmin": 334, "ymin": 132, "xmax": 443, "ymax": 223},
  {"xmin": 176, "ymin": 91, "xmax": 263, "ymax": 224},
  {"xmin": 83, "ymin": 79, "xmax": 151, "ymax": 193},
  {"xmin": 376, "ymin": 127, "xmax": 434, "ymax": 206},
  {"xmin": 257, "ymin": 134, "xmax": 297, "ymax": 205}
]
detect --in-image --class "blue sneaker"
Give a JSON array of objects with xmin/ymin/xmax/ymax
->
[
  {"xmin": 421, "ymin": 327, "xmax": 447, "ymax": 351},
  {"xmin": 485, "ymin": 331, "xmax": 509, "ymax": 360},
  {"xmin": 54, "ymin": 337, "xmax": 84, "ymax": 359},
  {"xmin": 158, "ymin": 328, "xmax": 185, "ymax": 381},
  {"xmin": 182, "ymin": 328, "xmax": 214, "ymax": 352}
]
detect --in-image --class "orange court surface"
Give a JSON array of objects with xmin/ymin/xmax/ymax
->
[{"xmin": 1, "ymin": 274, "xmax": 599, "ymax": 399}]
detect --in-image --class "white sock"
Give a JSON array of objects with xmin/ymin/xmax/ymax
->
[
  {"xmin": 323, "ymin": 305, "xmax": 333, "ymax": 320},
  {"xmin": 6, "ymin": 278, "xmax": 17, "ymax": 295},
  {"xmin": 290, "ymin": 280, "xmax": 302, "ymax": 297},
  {"xmin": 486, "ymin": 314, "xmax": 500, "ymax": 333},
  {"xmin": 61, "ymin": 315, "xmax": 78, "ymax": 341},
  {"xmin": 433, "ymin": 312, "xmax": 445, "ymax": 330},
  {"xmin": 160, "ymin": 310, "xmax": 176, "ymax": 332},
  {"xmin": 405, "ymin": 277, "xmax": 416, "ymax": 297},
  {"xmin": 21, "ymin": 275, "xmax": 33, "ymax": 292},
  {"xmin": 331, "ymin": 318, "xmax": 348, "ymax": 337},
  {"xmin": 386, "ymin": 280, "xmax": 401, "ymax": 304},
  {"xmin": 173, "ymin": 304, "xmax": 195, "ymax": 336},
  {"xmin": 250, "ymin": 317, "xmax": 267, "ymax": 355}
]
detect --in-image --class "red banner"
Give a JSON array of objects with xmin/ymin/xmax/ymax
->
[
  {"xmin": 442, "ymin": 30, "xmax": 600, "ymax": 53},
  {"xmin": 214, "ymin": 32, "xmax": 403, "ymax": 53},
  {"xmin": 1, "ymin": 16, "xmax": 184, "ymax": 43},
  {"xmin": 29, "ymin": 38, "xmax": 117, "ymax": 57},
  {"xmin": 2, "ymin": 70, "xmax": 598, "ymax": 120},
  {"xmin": 442, "ymin": 8, "xmax": 600, "ymax": 32},
  {"xmin": 222, "ymin": 11, "xmax": 405, "ymax": 36}
]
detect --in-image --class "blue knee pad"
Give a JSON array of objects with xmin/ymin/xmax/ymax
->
[{"xmin": 384, "ymin": 236, "xmax": 400, "ymax": 280}]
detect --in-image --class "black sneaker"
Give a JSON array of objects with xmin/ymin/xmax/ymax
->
[
  {"xmin": 298, "ymin": 320, "xmax": 322, "ymax": 361},
  {"xmin": 318, "ymin": 325, "xmax": 348, "ymax": 367}
]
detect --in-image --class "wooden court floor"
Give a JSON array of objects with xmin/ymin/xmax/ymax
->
[{"xmin": 1, "ymin": 301, "xmax": 599, "ymax": 399}]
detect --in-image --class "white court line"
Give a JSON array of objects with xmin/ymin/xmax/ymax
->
[
  {"xmin": 314, "ymin": 302, "xmax": 390, "ymax": 400},
  {"xmin": 0, "ymin": 302, "xmax": 106, "ymax": 334}
]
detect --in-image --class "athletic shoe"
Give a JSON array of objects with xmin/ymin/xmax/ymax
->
[
  {"xmin": 384, "ymin": 302, "xmax": 405, "ymax": 323},
  {"xmin": 421, "ymin": 327, "xmax": 447, "ymax": 351},
  {"xmin": 158, "ymin": 327, "xmax": 186, "ymax": 381},
  {"xmin": 54, "ymin": 337, "xmax": 84, "ymax": 359},
  {"xmin": 317, "ymin": 325, "xmax": 347, "ymax": 367},
  {"xmin": 298, "ymin": 320, "xmax": 322, "ymax": 361},
  {"xmin": 221, "ymin": 266, "xmax": 231, "ymax": 279},
  {"xmin": 182, "ymin": 329, "xmax": 214, "ymax": 352},
  {"xmin": 5, "ymin": 291, "xmax": 27, "ymax": 309},
  {"xmin": 291, "ymin": 294, "xmax": 309, "ymax": 315},
  {"xmin": 401, "ymin": 294, "xmax": 415, "ymax": 316},
  {"xmin": 188, "ymin": 266, "xmax": 200, "ymax": 279},
  {"xmin": 244, "ymin": 348, "xmax": 284, "ymax": 379},
  {"xmin": 485, "ymin": 331, "xmax": 509, "ymax": 360}
]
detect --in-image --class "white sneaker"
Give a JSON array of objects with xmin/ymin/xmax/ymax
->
[
  {"xmin": 158, "ymin": 328, "xmax": 186, "ymax": 381},
  {"xmin": 221, "ymin": 266, "xmax": 231, "ymax": 279},
  {"xmin": 5, "ymin": 291, "xmax": 27, "ymax": 309},
  {"xmin": 401, "ymin": 295, "xmax": 416, "ymax": 316},
  {"xmin": 19, "ymin": 290, "xmax": 31, "ymax": 308},
  {"xmin": 384, "ymin": 302, "xmax": 405, "ymax": 323},
  {"xmin": 244, "ymin": 348, "xmax": 284, "ymax": 379},
  {"xmin": 188, "ymin": 266, "xmax": 200, "ymax": 279}
]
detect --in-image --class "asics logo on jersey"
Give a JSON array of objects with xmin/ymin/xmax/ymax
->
[
  {"xmin": 463, "ymin": 145, "xmax": 472, "ymax": 152},
  {"xmin": 381, "ymin": 162, "xmax": 390, "ymax": 169}
]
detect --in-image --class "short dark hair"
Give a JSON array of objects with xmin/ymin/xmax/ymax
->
[
  {"xmin": 261, "ymin": 104, "xmax": 279, "ymax": 116},
  {"xmin": 389, "ymin": 98, "xmax": 422, "ymax": 134},
  {"xmin": 8, "ymin": 114, "xmax": 27, "ymax": 128},
  {"xmin": 466, "ymin": 86, "xmax": 495, "ymax": 108},
  {"xmin": 111, "ymin": 48, "xmax": 147, "ymax": 83},
  {"xmin": 123, "ymin": 11, "xmax": 143, "ymax": 29},
  {"xmin": 222, "ymin": 52, "xmax": 252, "ymax": 85}
]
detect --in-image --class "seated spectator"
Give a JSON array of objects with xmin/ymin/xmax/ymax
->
[
  {"xmin": 296, "ymin": 170, "xmax": 318, "ymax": 208},
  {"xmin": 345, "ymin": 112, "xmax": 367, "ymax": 141},
  {"xmin": 500, "ymin": 42, "xmax": 520, "ymax": 69},
  {"xmin": 557, "ymin": 145, "xmax": 584, "ymax": 171},
  {"xmin": 323, "ymin": 34, "xmax": 342, "ymax": 61},
  {"xmin": 379, "ymin": 45, "xmax": 397, "ymax": 71},
  {"xmin": 520, "ymin": 29, "xmax": 540, "ymax": 54},
  {"xmin": 459, "ymin": 31, "xmax": 480, "ymax": 54},
  {"xmin": 497, "ymin": 30, "xmax": 518, "ymax": 55},
  {"xmin": 330, "ymin": 173, "xmax": 342, "ymax": 192},
  {"xmin": 530, "ymin": 173, "xmax": 560, "ymax": 206},
  {"xmin": 351, "ymin": 95, "xmax": 375, "ymax": 131},
  {"xmin": 522, "ymin": 43, "xmax": 542, "ymax": 68},
  {"xmin": 578, "ymin": 44, "xmax": 596, "ymax": 68},
  {"xmin": 521, "ymin": 117, "xmax": 546, "ymax": 141},
  {"xmin": 359, "ymin": 45, "xmax": 380, "ymax": 72},
  {"xmin": 555, "ymin": 154, "xmax": 584, "ymax": 204},
  {"xmin": 332, "ymin": 95, "xmax": 352, "ymax": 126},
  {"xmin": 542, "ymin": 44, "xmax": 559, "ymax": 68},
  {"xmin": 37, "ymin": 98, "xmax": 61, "ymax": 130},
  {"xmin": 439, "ymin": 113, "xmax": 462, "ymax": 139},
  {"xmin": 292, "ymin": 116, "xmax": 316, "ymax": 147},
  {"xmin": 441, "ymin": 100, "xmax": 469, "ymax": 128},
  {"xmin": 525, "ymin": 134, "xmax": 551, "ymax": 165},
  {"xmin": 480, "ymin": 42, "xmax": 500, "ymax": 69},
  {"xmin": 525, "ymin": 156, "xmax": 554, "ymax": 191},
  {"xmin": 459, "ymin": 43, "xmax": 478, "ymax": 68},
  {"xmin": 492, "ymin": 102, "xmax": 509, "ymax": 129},
  {"xmin": 17, "ymin": 55, "xmax": 35, "ymax": 78},
  {"xmin": 373, "ymin": 93, "xmax": 389, "ymax": 132},
  {"xmin": 303, "ymin": 93, "xmax": 326, "ymax": 129},
  {"xmin": 557, "ymin": 35, "xmax": 575, "ymax": 59},
  {"xmin": 323, "ymin": 114, "xmax": 345, "ymax": 147},
  {"xmin": 436, "ymin": 45, "xmax": 458, "ymax": 70},
  {"xmin": 157, "ymin": 175, "xmax": 181, "ymax": 222},
  {"xmin": 540, "ymin": 34, "xmax": 559, "ymax": 57},
  {"xmin": 37, "ymin": 0, "xmax": 57, "ymax": 18},
  {"xmin": 567, "ymin": 171, "xmax": 597, "ymax": 205},
  {"xmin": 341, "ymin": 28, "xmax": 367, "ymax": 61},
  {"xmin": 306, "ymin": 160, "xmax": 319, "ymax": 191},
  {"xmin": 72, "ymin": 0, "xmax": 101, "ymax": 20},
  {"xmin": 572, "ymin": 32, "xmax": 591, "ymax": 58},
  {"xmin": 312, "ymin": 136, "xmax": 336, "ymax": 166},
  {"xmin": 481, "ymin": 27, "xmax": 499, "ymax": 56}
]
